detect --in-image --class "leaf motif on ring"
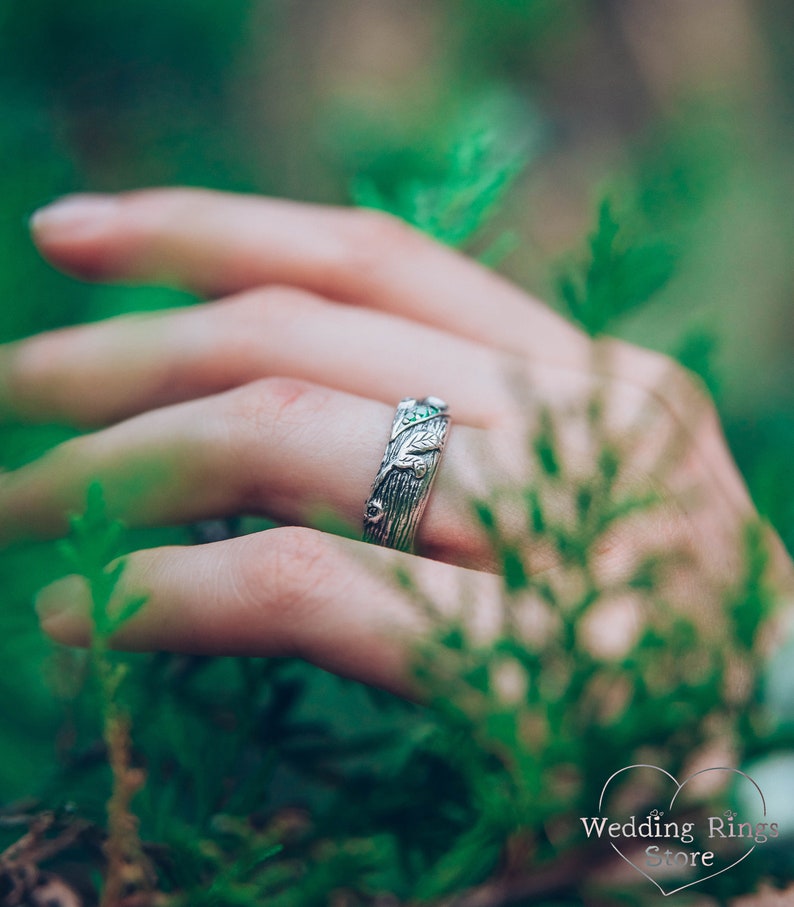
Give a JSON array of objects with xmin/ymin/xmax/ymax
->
[
  {"xmin": 372, "ymin": 426, "xmax": 444, "ymax": 490},
  {"xmin": 392, "ymin": 455, "xmax": 429, "ymax": 479},
  {"xmin": 405, "ymin": 430, "xmax": 443, "ymax": 455}
]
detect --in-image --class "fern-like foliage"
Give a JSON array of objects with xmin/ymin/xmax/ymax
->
[
  {"xmin": 353, "ymin": 129, "xmax": 523, "ymax": 248},
  {"xmin": 58, "ymin": 482, "xmax": 147, "ymax": 641},
  {"xmin": 556, "ymin": 198, "xmax": 678, "ymax": 336}
]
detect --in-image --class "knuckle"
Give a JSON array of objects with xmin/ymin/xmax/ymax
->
[
  {"xmin": 223, "ymin": 285, "xmax": 323, "ymax": 331},
  {"xmin": 224, "ymin": 377, "xmax": 332, "ymax": 506},
  {"xmin": 352, "ymin": 206, "xmax": 411, "ymax": 241},
  {"xmin": 244, "ymin": 527, "xmax": 333, "ymax": 653},
  {"xmin": 606, "ymin": 348, "xmax": 721, "ymax": 479},
  {"xmin": 335, "ymin": 208, "xmax": 420, "ymax": 283},
  {"xmin": 632, "ymin": 347, "xmax": 716, "ymax": 426},
  {"xmin": 666, "ymin": 364, "xmax": 718, "ymax": 430},
  {"xmin": 230, "ymin": 376, "xmax": 329, "ymax": 435},
  {"xmin": 222, "ymin": 375, "xmax": 332, "ymax": 512}
]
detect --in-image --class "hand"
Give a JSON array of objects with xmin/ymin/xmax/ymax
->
[{"xmin": 4, "ymin": 188, "xmax": 791, "ymax": 695}]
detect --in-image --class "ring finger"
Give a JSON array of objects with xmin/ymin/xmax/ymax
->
[{"xmin": 0, "ymin": 377, "xmax": 513, "ymax": 568}]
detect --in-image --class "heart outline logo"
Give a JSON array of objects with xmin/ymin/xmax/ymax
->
[{"xmin": 598, "ymin": 764, "xmax": 766, "ymax": 896}]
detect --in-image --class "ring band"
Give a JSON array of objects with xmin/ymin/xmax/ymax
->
[{"xmin": 362, "ymin": 396, "xmax": 450, "ymax": 552}]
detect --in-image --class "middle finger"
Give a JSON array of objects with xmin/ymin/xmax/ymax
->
[{"xmin": 0, "ymin": 287, "xmax": 519, "ymax": 429}]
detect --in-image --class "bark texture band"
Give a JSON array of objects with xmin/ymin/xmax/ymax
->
[{"xmin": 362, "ymin": 396, "xmax": 450, "ymax": 552}]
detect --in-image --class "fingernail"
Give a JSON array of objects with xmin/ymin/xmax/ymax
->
[
  {"xmin": 29, "ymin": 194, "xmax": 118, "ymax": 238},
  {"xmin": 35, "ymin": 575, "xmax": 89, "ymax": 625}
]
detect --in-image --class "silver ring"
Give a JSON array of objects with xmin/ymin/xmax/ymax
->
[{"xmin": 362, "ymin": 396, "xmax": 450, "ymax": 552}]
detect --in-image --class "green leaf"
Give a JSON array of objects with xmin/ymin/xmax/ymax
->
[
  {"xmin": 106, "ymin": 593, "xmax": 149, "ymax": 636},
  {"xmin": 533, "ymin": 411, "xmax": 560, "ymax": 478},
  {"xmin": 502, "ymin": 546, "xmax": 528, "ymax": 592},
  {"xmin": 473, "ymin": 499, "xmax": 497, "ymax": 532}
]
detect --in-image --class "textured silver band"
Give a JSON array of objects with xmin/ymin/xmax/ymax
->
[{"xmin": 362, "ymin": 396, "xmax": 450, "ymax": 552}]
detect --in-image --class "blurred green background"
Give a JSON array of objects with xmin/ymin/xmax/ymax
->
[{"xmin": 2, "ymin": 0, "xmax": 794, "ymax": 887}]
